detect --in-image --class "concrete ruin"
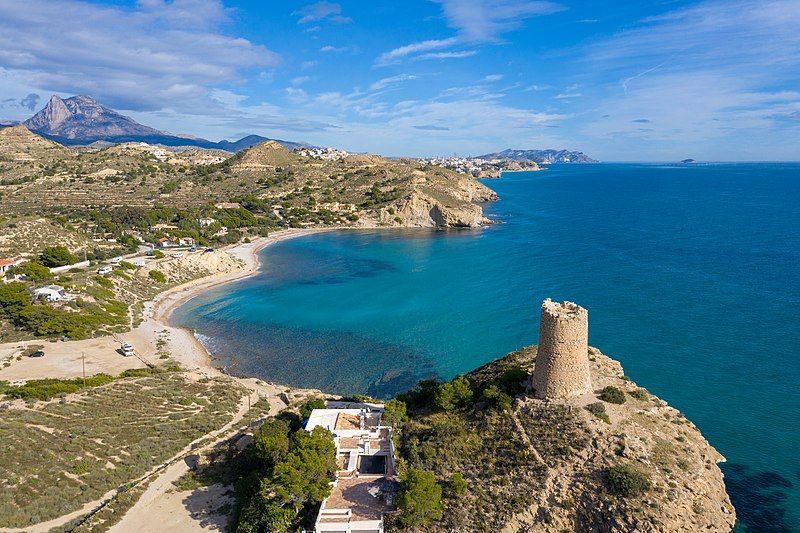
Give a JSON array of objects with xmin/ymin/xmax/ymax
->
[{"xmin": 531, "ymin": 299, "xmax": 592, "ymax": 399}]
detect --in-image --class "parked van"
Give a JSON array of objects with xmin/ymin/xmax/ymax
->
[
  {"xmin": 98, "ymin": 266, "xmax": 113, "ymax": 275},
  {"xmin": 121, "ymin": 342, "xmax": 134, "ymax": 356}
]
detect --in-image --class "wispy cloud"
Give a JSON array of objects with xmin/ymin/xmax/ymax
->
[
  {"xmin": 376, "ymin": 1, "xmax": 562, "ymax": 66},
  {"xmin": 433, "ymin": 0, "xmax": 565, "ymax": 41},
  {"xmin": 417, "ymin": 50, "xmax": 478, "ymax": 61},
  {"xmin": 293, "ymin": 2, "xmax": 351, "ymax": 24},
  {"xmin": 320, "ymin": 45, "xmax": 348, "ymax": 53},
  {"xmin": 579, "ymin": 0, "xmax": 800, "ymax": 159},
  {"xmin": 369, "ymin": 74, "xmax": 419, "ymax": 92},
  {"xmin": 0, "ymin": 0, "xmax": 278, "ymax": 113},
  {"xmin": 376, "ymin": 38, "xmax": 459, "ymax": 66}
]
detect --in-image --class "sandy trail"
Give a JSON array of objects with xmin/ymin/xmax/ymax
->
[{"xmin": 109, "ymin": 380, "xmax": 294, "ymax": 533}]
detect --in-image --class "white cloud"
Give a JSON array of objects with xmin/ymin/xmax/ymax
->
[
  {"xmin": 375, "ymin": 0, "xmax": 562, "ymax": 65},
  {"xmin": 416, "ymin": 51, "xmax": 478, "ymax": 61},
  {"xmin": 483, "ymin": 74, "xmax": 504, "ymax": 82},
  {"xmin": 293, "ymin": 2, "xmax": 351, "ymax": 25},
  {"xmin": 376, "ymin": 38, "xmax": 459, "ymax": 66},
  {"xmin": 433, "ymin": 0, "xmax": 565, "ymax": 41},
  {"xmin": 369, "ymin": 75, "xmax": 419, "ymax": 92},
  {"xmin": 320, "ymin": 45, "xmax": 352, "ymax": 53},
  {"xmin": 578, "ymin": 0, "xmax": 800, "ymax": 159},
  {"xmin": 0, "ymin": 0, "xmax": 278, "ymax": 113}
]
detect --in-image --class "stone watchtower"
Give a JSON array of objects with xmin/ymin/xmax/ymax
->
[{"xmin": 531, "ymin": 299, "xmax": 592, "ymax": 400}]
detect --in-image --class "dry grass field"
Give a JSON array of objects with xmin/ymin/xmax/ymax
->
[{"xmin": 0, "ymin": 371, "xmax": 246, "ymax": 529}]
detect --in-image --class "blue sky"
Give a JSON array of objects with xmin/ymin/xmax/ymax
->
[{"xmin": 1, "ymin": 0, "xmax": 798, "ymax": 160}]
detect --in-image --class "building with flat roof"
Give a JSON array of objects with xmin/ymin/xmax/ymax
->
[{"xmin": 306, "ymin": 402, "xmax": 398, "ymax": 533}]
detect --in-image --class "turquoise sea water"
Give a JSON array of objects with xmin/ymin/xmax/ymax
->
[{"xmin": 173, "ymin": 163, "xmax": 800, "ymax": 531}]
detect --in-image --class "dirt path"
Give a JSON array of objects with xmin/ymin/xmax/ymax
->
[{"xmin": 108, "ymin": 383, "xmax": 291, "ymax": 533}]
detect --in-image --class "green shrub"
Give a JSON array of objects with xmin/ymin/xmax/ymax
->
[
  {"xmin": 599, "ymin": 386, "xmax": 626, "ymax": 404},
  {"xmin": 9, "ymin": 261, "xmax": 53, "ymax": 282},
  {"xmin": 434, "ymin": 376, "xmax": 474, "ymax": 412},
  {"xmin": 94, "ymin": 275, "xmax": 113, "ymax": 288},
  {"xmin": 398, "ymin": 469, "xmax": 443, "ymax": 526},
  {"xmin": 585, "ymin": 402, "xmax": 610, "ymax": 424},
  {"xmin": 39, "ymin": 246, "xmax": 78, "ymax": 267},
  {"xmin": 606, "ymin": 463, "xmax": 651, "ymax": 497},
  {"xmin": 148, "ymin": 270, "xmax": 166, "ymax": 283},
  {"xmin": 628, "ymin": 388, "xmax": 649, "ymax": 401},
  {"xmin": 383, "ymin": 399, "xmax": 408, "ymax": 428},
  {"xmin": 298, "ymin": 398, "xmax": 326, "ymax": 420},
  {"xmin": 446, "ymin": 472, "xmax": 467, "ymax": 499},
  {"xmin": 482, "ymin": 384, "xmax": 513, "ymax": 411},
  {"xmin": 2, "ymin": 374, "xmax": 115, "ymax": 400},
  {"xmin": 497, "ymin": 366, "xmax": 528, "ymax": 395},
  {"xmin": 152, "ymin": 249, "xmax": 165, "ymax": 258}
]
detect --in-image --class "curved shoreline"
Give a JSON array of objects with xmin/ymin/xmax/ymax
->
[{"xmin": 149, "ymin": 228, "xmax": 336, "ymax": 374}]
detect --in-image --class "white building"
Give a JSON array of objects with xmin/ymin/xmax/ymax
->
[
  {"xmin": 307, "ymin": 403, "xmax": 397, "ymax": 533},
  {"xmin": 199, "ymin": 217, "xmax": 216, "ymax": 228},
  {"xmin": 34, "ymin": 285, "xmax": 71, "ymax": 302}
]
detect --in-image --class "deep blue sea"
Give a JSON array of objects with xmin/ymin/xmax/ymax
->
[{"xmin": 173, "ymin": 163, "xmax": 800, "ymax": 531}]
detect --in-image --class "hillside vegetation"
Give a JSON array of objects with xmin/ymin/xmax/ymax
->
[
  {"xmin": 0, "ymin": 126, "xmax": 496, "ymax": 229},
  {"xmin": 0, "ymin": 370, "xmax": 246, "ymax": 529},
  {"xmin": 385, "ymin": 347, "xmax": 736, "ymax": 532}
]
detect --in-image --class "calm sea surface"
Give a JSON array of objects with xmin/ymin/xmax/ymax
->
[{"xmin": 173, "ymin": 163, "xmax": 800, "ymax": 531}]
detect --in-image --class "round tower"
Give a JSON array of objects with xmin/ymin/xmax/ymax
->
[{"xmin": 531, "ymin": 299, "xmax": 591, "ymax": 399}]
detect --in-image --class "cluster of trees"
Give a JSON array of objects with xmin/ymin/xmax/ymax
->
[
  {"xmin": 398, "ymin": 364, "xmax": 527, "ymax": 415},
  {"xmin": 0, "ymin": 281, "xmax": 127, "ymax": 340},
  {"xmin": 360, "ymin": 183, "xmax": 401, "ymax": 208},
  {"xmin": 235, "ymin": 414, "xmax": 337, "ymax": 532},
  {"xmin": 38, "ymin": 246, "xmax": 78, "ymax": 268}
]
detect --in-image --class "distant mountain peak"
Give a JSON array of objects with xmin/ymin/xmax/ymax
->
[
  {"xmin": 20, "ymin": 94, "xmax": 314, "ymax": 152},
  {"xmin": 24, "ymin": 94, "xmax": 160, "ymax": 140}
]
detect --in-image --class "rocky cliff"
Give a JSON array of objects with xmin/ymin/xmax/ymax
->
[{"xmin": 394, "ymin": 346, "xmax": 735, "ymax": 532}]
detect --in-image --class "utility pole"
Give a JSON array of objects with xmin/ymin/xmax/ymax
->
[{"xmin": 82, "ymin": 352, "xmax": 86, "ymax": 386}]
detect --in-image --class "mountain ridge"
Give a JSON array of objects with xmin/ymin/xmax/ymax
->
[
  {"xmin": 21, "ymin": 95, "xmax": 311, "ymax": 152},
  {"xmin": 479, "ymin": 148, "xmax": 597, "ymax": 163}
]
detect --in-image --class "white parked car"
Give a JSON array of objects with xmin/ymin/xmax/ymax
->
[
  {"xmin": 109, "ymin": 257, "xmax": 122, "ymax": 264},
  {"xmin": 98, "ymin": 266, "xmax": 113, "ymax": 275},
  {"xmin": 172, "ymin": 252, "xmax": 184, "ymax": 258},
  {"xmin": 121, "ymin": 342, "xmax": 134, "ymax": 356},
  {"xmin": 133, "ymin": 259, "xmax": 146, "ymax": 267}
]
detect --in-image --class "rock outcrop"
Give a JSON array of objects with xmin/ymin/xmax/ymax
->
[{"xmin": 506, "ymin": 346, "xmax": 736, "ymax": 532}]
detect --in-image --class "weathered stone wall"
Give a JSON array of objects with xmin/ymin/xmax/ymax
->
[{"xmin": 531, "ymin": 299, "xmax": 592, "ymax": 399}]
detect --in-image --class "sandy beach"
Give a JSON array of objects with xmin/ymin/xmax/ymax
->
[{"xmin": 0, "ymin": 227, "xmax": 332, "ymax": 383}]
